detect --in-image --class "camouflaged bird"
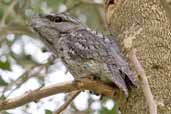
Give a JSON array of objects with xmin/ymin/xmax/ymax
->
[{"xmin": 31, "ymin": 13, "xmax": 136, "ymax": 96}]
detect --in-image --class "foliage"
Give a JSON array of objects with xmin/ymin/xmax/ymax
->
[
  {"xmin": 45, "ymin": 109, "xmax": 53, "ymax": 114},
  {"xmin": 100, "ymin": 105, "xmax": 119, "ymax": 114},
  {"xmin": 0, "ymin": 76, "xmax": 8, "ymax": 86},
  {"xmin": 0, "ymin": 60, "xmax": 11, "ymax": 71}
]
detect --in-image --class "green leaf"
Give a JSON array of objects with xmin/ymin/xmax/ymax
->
[
  {"xmin": 1, "ymin": 111, "xmax": 10, "ymax": 114},
  {"xmin": 0, "ymin": 76, "xmax": 8, "ymax": 86},
  {"xmin": 0, "ymin": 7, "xmax": 4, "ymax": 19},
  {"xmin": 2, "ymin": 0, "xmax": 12, "ymax": 5},
  {"xmin": 0, "ymin": 95, "xmax": 6, "ymax": 100},
  {"xmin": 0, "ymin": 60, "xmax": 11, "ymax": 70},
  {"xmin": 100, "ymin": 105, "xmax": 119, "ymax": 114},
  {"xmin": 45, "ymin": 109, "xmax": 52, "ymax": 114},
  {"xmin": 47, "ymin": 0, "xmax": 65, "ymax": 10}
]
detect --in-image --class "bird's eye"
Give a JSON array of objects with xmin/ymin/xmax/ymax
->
[
  {"xmin": 45, "ymin": 15, "xmax": 63, "ymax": 23},
  {"xmin": 54, "ymin": 16, "xmax": 63, "ymax": 23}
]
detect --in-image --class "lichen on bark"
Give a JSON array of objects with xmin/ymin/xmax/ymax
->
[{"xmin": 105, "ymin": 0, "xmax": 171, "ymax": 114}]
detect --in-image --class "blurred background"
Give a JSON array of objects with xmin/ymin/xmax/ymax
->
[{"xmin": 0, "ymin": 0, "xmax": 117, "ymax": 114}]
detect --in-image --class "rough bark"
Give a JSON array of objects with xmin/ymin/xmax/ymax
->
[{"xmin": 105, "ymin": 0, "xmax": 171, "ymax": 114}]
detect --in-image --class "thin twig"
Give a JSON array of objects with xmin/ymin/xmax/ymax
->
[
  {"xmin": 2, "ymin": 65, "xmax": 39, "ymax": 94},
  {"xmin": 0, "ymin": 0, "xmax": 17, "ymax": 27},
  {"xmin": 4, "ymin": 66, "xmax": 45, "ymax": 97},
  {"xmin": 0, "ymin": 78, "xmax": 119, "ymax": 111},
  {"xmin": 63, "ymin": 1, "xmax": 82, "ymax": 13},
  {"xmin": 53, "ymin": 91, "xmax": 81, "ymax": 114},
  {"xmin": 62, "ymin": 0, "xmax": 103, "ymax": 13},
  {"xmin": 129, "ymin": 49, "xmax": 157, "ymax": 114}
]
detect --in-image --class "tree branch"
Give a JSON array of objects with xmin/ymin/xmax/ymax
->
[
  {"xmin": 0, "ymin": 24, "xmax": 35, "ymax": 43},
  {"xmin": 0, "ymin": 78, "xmax": 119, "ymax": 111},
  {"xmin": 0, "ymin": 0, "xmax": 17, "ymax": 27},
  {"xmin": 53, "ymin": 91, "xmax": 81, "ymax": 114},
  {"xmin": 129, "ymin": 49, "xmax": 157, "ymax": 114}
]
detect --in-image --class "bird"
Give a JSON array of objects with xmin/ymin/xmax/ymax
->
[{"xmin": 31, "ymin": 13, "xmax": 136, "ymax": 96}]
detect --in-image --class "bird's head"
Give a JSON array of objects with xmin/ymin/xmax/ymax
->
[{"xmin": 31, "ymin": 13, "xmax": 83, "ymax": 44}]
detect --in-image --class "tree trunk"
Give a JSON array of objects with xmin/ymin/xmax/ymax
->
[{"xmin": 105, "ymin": 0, "xmax": 171, "ymax": 114}]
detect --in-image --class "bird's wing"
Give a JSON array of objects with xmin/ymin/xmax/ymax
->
[
  {"xmin": 63, "ymin": 29, "xmax": 135, "ymax": 96},
  {"xmin": 109, "ymin": 38, "xmax": 137, "ymax": 87},
  {"xmin": 107, "ymin": 64, "xmax": 129, "ymax": 96},
  {"xmin": 63, "ymin": 29, "xmax": 110, "ymax": 61}
]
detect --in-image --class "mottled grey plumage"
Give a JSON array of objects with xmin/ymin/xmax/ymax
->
[{"xmin": 31, "ymin": 13, "xmax": 136, "ymax": 96}]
